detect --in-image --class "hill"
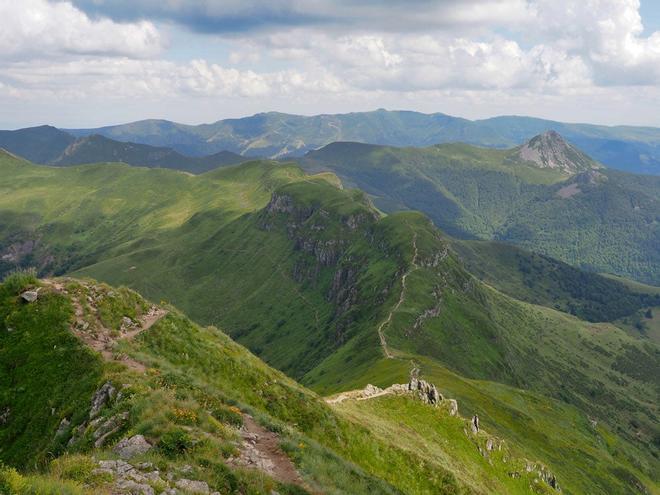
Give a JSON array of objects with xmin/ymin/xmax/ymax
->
[
  {"xmin": 451, "ymin": 239, "xmax": 660, "ymax": 323},
  {"xmin": 63, "ymin": 109, "xmax": 660, "ymax": 174},
  {"xmin": 0, "ymin": 128, "xmax": 246, "ymax": 174},
  {"xmin": 2, "ymin": 273, "xmax": 570, "ymax": 494},
  {"xmin": 0, "ymin": 151, "xmax": 658, "ymax": 493},
  {"xmin": 0, "ymin": 125, "xmax": 75, "ymax": 164},
  {"xmin": 53, "ymin": 134, "xmax": 246, "ymax": 173},
  {"xmin": 301, "ymin": 136, "xmax": 660, "ymax": 285}
]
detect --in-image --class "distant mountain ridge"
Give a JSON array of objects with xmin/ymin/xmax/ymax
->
[
  {"xmin": 0, "ymin": 126, "xmax": 245, "ymax": 173},
  {"xmin": 53, "ymin": 134, "xmax": 245, "ymax": 173},
  {"xmin": 59, "ymin": 109, "xmax": 660, "ymax": 175}
]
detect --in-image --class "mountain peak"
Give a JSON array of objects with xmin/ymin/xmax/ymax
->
[{"xmin": 515, "ymin": 130, "xmax": 601, "ymax": 174}]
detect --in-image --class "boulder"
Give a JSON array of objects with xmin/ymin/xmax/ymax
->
[
  {"xmin": 20, "ymin": 290, "xmax": 38, "ymax": 303},
  {"xmin": 175, "ymin": 479, "xmax": 210, "ymax": 494},
  {"xmin": 113, "ymin": 434, "xmax": 152, "ymax": 459}
]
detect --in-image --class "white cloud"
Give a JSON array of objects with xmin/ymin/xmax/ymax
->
[
  {"xmin": 1, "ymin": 0, "xmax": 660, "ymax": 127},
  {"xmin": 0, "ymin": 0, "xmax": 163, "ymax": 59}
]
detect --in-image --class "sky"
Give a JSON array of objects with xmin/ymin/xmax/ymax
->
[{"xmin": 2, "ymin": 0, "xmax": 660, "ymax": 129}]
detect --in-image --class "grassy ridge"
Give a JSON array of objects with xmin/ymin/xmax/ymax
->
[
  {"xmin": 0, "ymin": 152, "xmax": 658, "ymax": 493},
  {"xmin": 0, "ymin": 274, "xmax": 567, "ymax": 494},
  {"xmin": 302, "ymin": 141, "xmax": 660, "ymax": 284}
]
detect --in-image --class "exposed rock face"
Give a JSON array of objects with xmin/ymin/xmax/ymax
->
[
  {"xmin": 408, "ymin": 377, "xmax": 442, "ymax": 405},
  {"xmin": 515, "ymin": 131, "xmax": 600, "ymax": 175},
  {"xmin": 89, "ymin": 382, "xmax": 116, "ymax": 419},
  {"xmin": 113, "ymin": 434, "xmax": 152, "ymax": 459},
  {"xmin": 471, "ymin": 415, "xmax": 480, "ymax": 434},
  {"xmin": 20, "ymin": 290, "xmax": 38, "ymax": 303}
]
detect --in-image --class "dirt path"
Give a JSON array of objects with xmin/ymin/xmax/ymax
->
[
  {"xmin": 44, "ymin": 278, "xmax": 167, "ymax": 372},
  {"xmin": 229, "ymin": 415, "xmax": 309, "ymax": 490},
  {"xmin": 376, "ymin": 230, "xmax": 419, "ymax": 358}
]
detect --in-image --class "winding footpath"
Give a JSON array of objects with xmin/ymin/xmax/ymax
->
[{"xmin": 377, "ymin": 230, "xmax": 419, "ymax": 358}]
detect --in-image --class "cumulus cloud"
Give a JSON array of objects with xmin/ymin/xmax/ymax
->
[
  {"xmin": 0, "ymin": 0, "xmax": 163, "ymax": 59},
  {"xmin": 0, "ymin": 57, "xmax": 346, "ymax": 101},
  {"xmin": 2, "ymin": 0, "xmax": 660, "ymax": 127}
]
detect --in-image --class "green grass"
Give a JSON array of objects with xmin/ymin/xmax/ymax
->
[
  {"xmin": 301, "ymin": 141, "xmax": 660, "ymax": 285},
  {"xmin": 0, "ymin": 274, "xmax": 104, "ymax": 468},
  {"xmin": 0, "ymin": 153, "xmax": 658, "ymax": 493}
]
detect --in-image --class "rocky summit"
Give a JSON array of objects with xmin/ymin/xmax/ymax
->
[{"xmin": 514, "ymin": 130, "xmax": 601, "ymax": 175}]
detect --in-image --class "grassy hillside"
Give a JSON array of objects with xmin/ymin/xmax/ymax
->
[
  {"xmin": 302, "ymin": 140, "xmax": 660, "ymax": 285},
  {"xmin": 452, "ymin": 239, "xmax": 660, "ymax": 322},
  {"xmin": 53, "ymin": 135, "xmax": 246, "ymax": 173},
  {"xmin": 1, "ymin": 273, "xmax": 570, "ymax": 494},
  {"xmin": 0, "ymin": 151, "xmax": 658, "ymax": 493}
]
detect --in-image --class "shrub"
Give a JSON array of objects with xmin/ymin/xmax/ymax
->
[
  {"xmin": 210, "ymin": 405, "xmax": 243, "ymax": 427},
  {"xmin": 49, "ymin": 454, "xmax": 96, "ymax": 482},
  {"xmin": 159, "ymin": 428, "xmax": 193, "ymax": 457},
  {"xmin": 0, "ymin": 465, "xmax": 27, "ymax": 494}
]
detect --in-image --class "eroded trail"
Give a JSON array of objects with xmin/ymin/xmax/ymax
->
[
  {"xmin": 44, "ymin": 278, "xmax": 168, "ymax": 372},
  {"xmin": 229, "ymin": 415, "xmax": 310, "ymax": 491},
  {"xmin": 376, "ymin": 230, "xmax": 419, "ymax": 358}
]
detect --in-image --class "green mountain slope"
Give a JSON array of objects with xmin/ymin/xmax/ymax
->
[
  {"xmin": 1, "ymin": 273, "xmax": 569, "ymax": 494},
  {"xmin": 451, "ymin": 239, "xmax": 660, "ymax": 322},
  {"xmin": 0, "ymin": 125, "xmax": 75, "ymax": 164},
  {"xmin": 301, "ymin": 137, "xmax": 660, "ymax": 285},
  {"xmin": 53, "ymin": 134, "xmax": 246, "ymax": 173},
  {"xmin": 0, "ymin": 151, "xmax": 658, "ymax": 493},
  {"xmin": 64, "ymin": 110, "xmax": 660, "ymax": 174}
]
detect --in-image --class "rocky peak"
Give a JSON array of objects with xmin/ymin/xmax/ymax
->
[{"xmin": 514, "ymin": 130, "xmax": 601, "ymax": 175}]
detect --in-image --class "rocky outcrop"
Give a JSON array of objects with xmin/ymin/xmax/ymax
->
[
  {"xmin": 514, "ymin": 131, "xmax": 600, "ymax": 175},
  {"xmin": 113, "ymin": 434, "xmax": 152, "ymax": 459},
  {"xmin": 94, "ymin": 459, "xmax": 222, "ymax": 495},
  {"xmin": 409, "ymin": 376, "xmax": 442, "ymax": 405},
  {"xmin": 89, "ymin": 382, "xmax": 116, "ymax": 419},
  {"xmin": 471, "ymin": 415, "xmax": 480, "ymax": 434}
]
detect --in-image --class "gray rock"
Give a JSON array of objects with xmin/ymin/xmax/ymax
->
[
  {"xmin": 115, "ymin": 479, "xmax": 154, "ymax": 495},
  {"xmin": 471, "ymin": 415, "xmax": 480, "ymax": 434},
  {"xmin": 93, "ymin": 411, "xmax": 129, "ymax": 448},
  {"xmin": 113, "ymin": 434, "xmax": 152, "ymax": 459},
  {"xmin": 447, "ymin": 399, "xmax": 458, "ymax": 416},
  {"xmin": 89, "ymin": 382, "xmax": 116, "ymax": 419},
  {"xmin": 0, "ymin": 407, "xmax": 10, "ymax": 425},
  {"xmin": 20, "ymin": 290, "xmax": 38, "ymax": 303},
  {"xmin": 55, "ymin": 417, "xmax": 70, "ymax": 437},
  {"xmin": 175, "ymin": 479, "xmax": 210, "ymax": 494}
]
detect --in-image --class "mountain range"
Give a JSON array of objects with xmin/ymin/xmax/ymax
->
[
  {"xmin": 2, "ymin": 109, "xmax": 660, "ymax": 174},
  {"xmin": 0, "ymin": 148, "xmax": 658, "ymax": 494},
  {"xmin": 60, "ymin": 109, "xmax": 660, "ymax": 175},
  {"xmin": 301, "ymin": 133, "xmax": 660, "ymax": 285}
]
